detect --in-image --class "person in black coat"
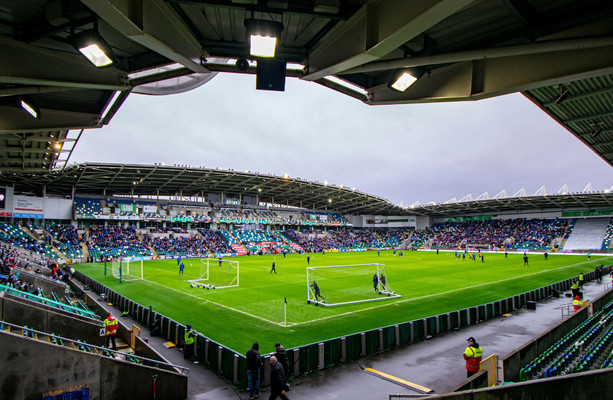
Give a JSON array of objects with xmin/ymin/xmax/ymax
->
[
  {"xmin": 246, "ymin": 342, "xmax": 262, "ymax": 400},
  {"xmin": 269, "ymin": 356, "xmax": 289, "ymax": 400},
  {"xmin": 274, "ymin": 343, "xmax": 290, "ymax": 379}
]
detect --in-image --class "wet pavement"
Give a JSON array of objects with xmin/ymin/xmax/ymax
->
[{"xmin": 79, "ymin": 278, "xmax": 612, "ymax": 400}]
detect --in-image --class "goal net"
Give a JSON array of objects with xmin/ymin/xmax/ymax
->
[
  {"xmin": 306, "ymin": 263, "xmax": 400, "ymax": 307},
  {"xmin": 188, "ymin": 258, "xmax": 239, "ymax": 289},
  {"xmin": 111, "ymin": 258, "xmax": 143, "ymax": 282},
  {"xmin": 466, "ymin": 244, "xmax": 491, "ymax": 252}
]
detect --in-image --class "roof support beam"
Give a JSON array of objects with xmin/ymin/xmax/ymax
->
[
  {"xmin": 368, "ymin": 44, "xmax": 613, "ymax": 104},
  {"xmin": 0, "ymin": 106, "xmax": 101, "ymax": 134},
  {"xmin": 82, "ymin": 0, "xmax": 209, "ymax": 73},
  {"xmin": 303, "ymin": 0, "xmax": 474, "ymax": 81},
  {"xmin": 0, "ymin": 36, "xmax": 128, "ymax": 90}
]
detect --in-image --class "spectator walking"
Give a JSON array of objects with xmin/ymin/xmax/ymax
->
[
  {"xmin": 463, "ymin": 337, "xmax": 483, "ymax": 378},
  {"xmin": 269, "ymin": 356, "xmax": 290, "ymax": 400},
  {"xmin": 246, "ymin": 342, "xmax": 262, "ymax": 400}
]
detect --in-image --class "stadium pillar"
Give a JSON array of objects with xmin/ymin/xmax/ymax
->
[
  {"xmin": 233, "ymin": 354, "xmax": 239, "ymax": 385},
  {"xmin": 360, "ymin": 332, "xmax": 366, "ymax": 356},
  {"xmin": 263, "ymin": 355, "xmax": 271, "ymax": 386},
  {"xmin": 340, "ymin": 337, "xmax": 347, "ymax": 363},
  {"xmin": 394, "ymin": 325, "xmax": 400, "ymax": 347},
  {"xmin": 409, "ymin": 322, "xmax": 414, "ymax": 344},
  {"xmin": 204, "ymin": 339, "xmax": 210, "ymax": 364},
  {"xmin": 378, "ymin": 329, "xmax": 384, "ymax": 352},
  {"xmin": 318, "ymin": 343, "xmax": 325, "ymax": 370},
  {"xmin": 293, "ymin": 349, "xmax": 300, "ymax": 377},
  {"xmin": 217, "ymin": 346, "xmax": 223, "ymax": 372}
]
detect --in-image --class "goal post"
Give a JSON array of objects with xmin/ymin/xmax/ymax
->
[
  {"xmin": 188, "ymin": 258, "xmax": 239, "ymax": 289},
  {"xmin": 306, "ymin": 263, "xmax": 400, "ymax": 306},
  {"xmin": 111, "ymin": 257, "xmax": 143, "ymax": 282}
]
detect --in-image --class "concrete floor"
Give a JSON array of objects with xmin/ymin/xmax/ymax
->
[{"xmin": 81, "ymin": 278, "xmax": 611, "ymax": 400}]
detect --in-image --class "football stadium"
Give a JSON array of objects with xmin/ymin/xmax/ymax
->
[{"xmin": 2, "ymin": 2, "xmax": 613, "ymax": 400}]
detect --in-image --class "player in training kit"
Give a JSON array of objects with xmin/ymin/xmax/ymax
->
[
  {"xmin": 373, "ymin": 273, "xmax": 379, "ymax": 293},
  {"xmin": 310, "ymin": 281, "xmax": 325, "ymax": 302},
  {"xmin": 271, "ymin": 261, "xmax": 277, "ymax": 274}
]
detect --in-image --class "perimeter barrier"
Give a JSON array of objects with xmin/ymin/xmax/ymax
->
[{"xmin": 74, "ymin": 267, "xmax": 608, "ymax": 389}]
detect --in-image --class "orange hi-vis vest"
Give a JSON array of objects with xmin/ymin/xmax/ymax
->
[
  {"xmin": 464, "ymin": 345, "xmax": 483, "ymax": 372},
  {"xmin": 104, "ymin": 316, "xmax": 118, "ymax": 336}
]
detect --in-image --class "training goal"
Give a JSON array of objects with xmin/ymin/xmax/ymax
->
[
  {"xmin": 112, "ymin": 257, "xmax": 143, "ymax": 282},
  {"xmin": 188, "ymin": 258, "xmax": 239, "ymax": 289},
  {"xmin": 466, "ymin": 244, "xmax": 491, "ymax": 252},
  {"xmin": 306, "ymin": 263, "xmax": 400, "ymax": 306}
]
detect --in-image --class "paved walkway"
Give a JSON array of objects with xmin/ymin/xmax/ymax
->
[{"xmin": 79, "ymin": 278, "xmax": 611, "ymax": 399}]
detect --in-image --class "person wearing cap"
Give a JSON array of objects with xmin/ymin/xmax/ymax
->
[
  {"xmin": 246, "ymin": 342, "xmax": 262, "ymax": 400},
  {"xmin": 573, "ymin": 296, "xmax": 582, "ymax": 312},
  {"xmin": 463, "ymin": 337, "xmax": 483, "ymax": 378},
  {"xmin": 274, "ymin": 342, "xmax": 290, "ymax": 380},
  {"xmin": 184, "ymin": 325, "xmax": 196, "ymax": 360}
]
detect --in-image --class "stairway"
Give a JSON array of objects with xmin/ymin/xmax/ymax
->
[
  {"xmin": 21, "ymin": 225, "xmax": 39, "ymax": 241},
  {"xmin": 50, "ymin": 244, "xmax": 68, "ymax": 262},
  {"xmin": 81, "ymin": 242, "xmax": 90, "ymax": 261}
]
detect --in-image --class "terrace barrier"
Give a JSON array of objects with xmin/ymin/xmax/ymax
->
[{"xmin": 74, "ymin": 267, "xmax": 609, "ymax": 389}]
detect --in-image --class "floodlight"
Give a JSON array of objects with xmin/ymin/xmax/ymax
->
[
  {"xmin": 245, "ymin": 19, "xmax": 283, "ymax": 58},
  {"xmin": 19, "ymin": 96, "xmax": 40, "ymax": 119},
  {"xmin": 390, "ymin": 72, "xmax": 418, "ymax": 92},
  {"xmin": 71, "ymin": 29, "xmax": 117, "ymax": 67}
]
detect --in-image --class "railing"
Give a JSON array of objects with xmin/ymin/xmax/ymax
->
[{"xmin": 0, "ymin": 321, "xmax": 189, "ymax": 375}]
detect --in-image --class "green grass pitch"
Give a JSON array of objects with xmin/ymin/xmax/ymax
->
[{"xmin": 75, "ymin": 250, "xmax": 610, "ymax": 354}]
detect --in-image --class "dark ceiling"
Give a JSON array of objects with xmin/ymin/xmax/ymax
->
[{"xmin": 0, "ymin": 0, "xmax": 612, "ymax": 212}]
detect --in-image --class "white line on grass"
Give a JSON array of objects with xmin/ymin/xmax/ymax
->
[
  {"xmin": 290, "ymin": 258, "xmax": 598, "ymax": 327},
  {"xmin": 138, "ymin": 279, "xmax": 287, "ymax": 327}
]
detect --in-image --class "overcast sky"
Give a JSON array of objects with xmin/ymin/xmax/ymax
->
[{"xmin": 70, "ymin": 73, "xmax": 612, "ymax": 207}]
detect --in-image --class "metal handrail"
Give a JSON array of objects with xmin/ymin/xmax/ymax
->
[{"xmin": 0, "ymin": 321, "xmax": 189, "ymax": 375}]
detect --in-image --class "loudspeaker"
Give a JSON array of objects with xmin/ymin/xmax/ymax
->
[{"xmin": 256, "ymin": 60, "xmax": 286, "ymax": 91}]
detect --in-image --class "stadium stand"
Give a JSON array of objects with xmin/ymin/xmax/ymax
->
[
  {"xmin": 0, "ymin": 223, "xmax": 59, "ymax": 259},
  {"xmin": 563, "ymin": 217, "xmax": 612, "ymax": 251},
  {"xmin": 45, "ymin": 224, "xmax": 83, "ymax": 260},
  {"xmin": 87, "ymin": 226, "xmax": 151, "ymax": 261}
]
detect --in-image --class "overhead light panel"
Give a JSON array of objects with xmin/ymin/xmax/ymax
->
[
  {"xmin": 245, "ymin": 19, "xmax": 283, "ymax": 58},
  {"xmin": 71, "ymin": 29, "xmax": 117, "ymax": 67},
  {"xmin": 19, "ymin": 97, "xmax": 40, "ymax": 119},
  {"xmin": 390, "ymin": 72, "xmax": 418, "ymax": 92}
]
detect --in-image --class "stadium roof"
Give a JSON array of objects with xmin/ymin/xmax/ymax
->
[
  {"xmin": 1, "ymin": 1, "xmax": 613, "ymax": 173},
  {"xmin": 0, "ymin": 162, "xmax": 407, "ymax": 215},
  {"xmin": 406, "ymin": 190, "xmax": 613, "ymax": 218}
]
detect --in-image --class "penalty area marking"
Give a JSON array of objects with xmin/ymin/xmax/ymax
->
[
  {"xmin": 364, "ymin": 368, "xmax": 434, "ymax": 394},
  {"xmin": 137, "ymin": 279, "xmax": 288, "ymax": 327},
  {"xmin": 294, "ymin": 258, "xmax": 600, "ymax": 326}
]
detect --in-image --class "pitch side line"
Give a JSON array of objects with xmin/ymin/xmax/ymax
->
[{"xmin": 291, "ymin": 259, "xmax": 598, "ymax": 326}]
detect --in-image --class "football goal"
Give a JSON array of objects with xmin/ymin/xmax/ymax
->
[
  {"xmin": 111, "ymin": 258, "xmax": 143, "ymax": 282},
  {"xmin": 306, "ymin": 263, "xmax": 400, "ymax": 306},
  {"xmin": 188, "ymin": 258, "xmax": 239, "ymax": 289}
]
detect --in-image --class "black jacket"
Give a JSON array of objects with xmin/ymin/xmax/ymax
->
[
  {"xmin": 246, "ymin": 348, "xmax": 261, "ymax": 371},
  {"xmin": 274, "ymin": 346, "xmax": 290, "ymax": 371},
  {"xmin": 270, "ymin": 362, "xmax": 287, "ymax": 391}
]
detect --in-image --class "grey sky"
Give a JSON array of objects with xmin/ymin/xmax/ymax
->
[{"xmin": 70, "ymin": 73, "xmax": 612, "ymax": 207}]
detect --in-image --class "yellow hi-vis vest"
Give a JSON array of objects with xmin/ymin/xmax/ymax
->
[{"xmin": 185, "ymin": 330, "xmax": 194, "ymax": 345}]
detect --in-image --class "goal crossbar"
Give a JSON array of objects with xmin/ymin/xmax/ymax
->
[
  {"xmin": 188, "ymin": 258, "xmax": 239, "ymax": 289},
  {"xmin": 306, "ymin": 263, "xmax": 400, "ymax": 307}
]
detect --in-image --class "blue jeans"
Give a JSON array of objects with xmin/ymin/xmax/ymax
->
[{"xmin": 247, "ymin": 369, "xmax": 260, "ymax": 397}]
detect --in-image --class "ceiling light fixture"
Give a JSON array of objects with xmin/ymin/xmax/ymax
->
[
  {"xmin": 245, "ymin": 19, "xmax": 283, "ymax": 58},
  {"xmin": 71, "ymin": 27, "xmax": 117, "ymax": 68}
]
